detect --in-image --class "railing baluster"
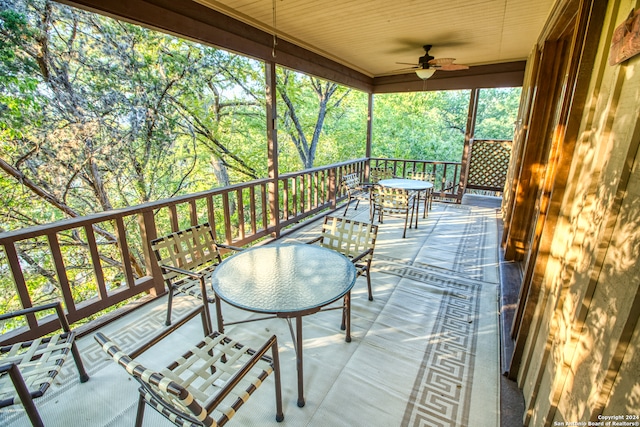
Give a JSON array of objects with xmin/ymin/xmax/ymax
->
[
  {"xmin": 138, "ymin": 210, "xmax": 164, "ymax": 296},
  {"xmin": 189, "ymin": 200, "xmax": 198, "ymax": 226},
  {"xmin": 236, "ymin": 188, "xmax": 245, "ymax": 240},
  {"xmin": 84, "ymin": 225, "xmax": 108, "ymax": 300},
  {"xmin": 114, "ymin": 217, "xmax": 136, "ymax": 290},
  {"xmin": 207, "ymin": 195, "xmax": 216, "ymax": 236},
  {"xmin": 249, "ymin": 186, "xmax": 257, "ymax": 235},
  {"xmin": 3, "ymin": 242, "xmax": 36, "ymax": 328},
  {"xmin": 222, "ymin": 192, "xmax": 232, "ymax": 244},
  {"xmin": 46, "ymin": 233, "xmax": 76, "ymax": 316},
  {"xmin": 261, "ymin": 183, "xmax": 269, "ymax": 232},
  {"xmin": 168, "ymin": 205, "xmax": 179, "ymax": 232}
]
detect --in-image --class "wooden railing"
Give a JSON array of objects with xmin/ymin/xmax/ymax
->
[{"xmin": 0, "ymin": 157, "xmax": 461, "ymax": 342}]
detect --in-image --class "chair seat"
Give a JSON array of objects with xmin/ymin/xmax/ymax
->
[
  {"xmin": 172, "ymin": 265, "xmax": 217, "ymax": 303},
  {"xmin": 350, "ymin": 189, "xmax": 369, "ymax": 201},
  {"xmin": 340, "ymin": 173, "xmax": 371, "ymax": 216},
  {"xmin": 370, "ymin": 186, "xmax": 415, "ymax": 238},
  {"xmin": 354, "ymin": 263, "xmax": 368, "ymax": 277},
  {"xmin": 152, "ymin": 334, "xmax": 274, "ymax": 422},
  {"xmin": 96, "ymin": 323, "xmax": 284, "ymax": 427},
  {"xmin": 0, "ymin": 333, "xmax": 75, "ymax": 405}
]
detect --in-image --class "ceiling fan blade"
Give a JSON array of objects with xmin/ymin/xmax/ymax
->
[
  {"xmin": 395, "ymin": 62, "xmax": 418, "ymax": 66},
  {"xmin": 429, "ymin": 57, "xmax": 456, "ymax": 66},
  {"xmin": 439, "ymin": 64, "xmax": 470, "ymax": 71}
]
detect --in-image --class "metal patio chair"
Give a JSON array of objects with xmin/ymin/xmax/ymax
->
[
  {"xmin": 407, "ymin": 171, "xmax": 434, "ymax": 216},
  {"xmin": 0, "ymin": 302, "xmax": 89, "ymax": 427},
  {"xmin": 340, "ymin": 172, "xmax": 370, "ymax": 216},
  {"xmin": 370, "ymin": 186, "xmax": 416, "ymax": 238},
  {"xmin": 151, "ymin": 223, "xmax": 240, "ymax": 331},
  {"xmin": 95, "ymin": 303, "xmax": 283, "ymax": 427},
  {"xmin": 307, "ymin": 215, "xmax": 379, "ymax": 301},
  {"xmin": 369, "ymin": 166, "xmax": 394, "ymax": 184}
]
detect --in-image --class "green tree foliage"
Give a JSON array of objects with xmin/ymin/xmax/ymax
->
[
  {"xmin": 0, "ymin": 0, "xmax": 269, "ymax": 313},
  {"xmin": 372, "ymin": 88, "xmax": 521, "ymax": 161},
  {"xmin": 372, "ymin": 90, "xmax": 471, "ymax": 161},
  {"xmin": 0, "ymin": 0, "xmax": 268, "ymax": 216},
  {"xmin": 474, "ymin": 87, "xmax": 522, "ymax": 139},
  {"xmin": 276, "ymin": 69, "xmax": 367, "ymax": 172}
]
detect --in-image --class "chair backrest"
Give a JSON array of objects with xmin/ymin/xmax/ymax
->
[
  {"xmin": 340, "ymin": 173, "xmax": 361, "ymax": 192},
  {"xmin": 369, "ymin": 167, "xmax": 393, "ymax": 184},
  {"xmin": 151, "ymin": 223, "xmax": 222, "ymax": 285},
  {"xmin": 371, "ymin": 186, "xmax": 412, "ymax": 213},
  {"xmin": 94, "ymin": 333, "xmax": 212, "ymax": 426},
  {"xmin": 318, "ymin": 216, "xmax": 378, "ymax": 261},
  {"xmin": 407, "ymin": 171, "xmax": 434, "ymax": 182}
]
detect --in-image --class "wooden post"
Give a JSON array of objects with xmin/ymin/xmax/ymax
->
[
  {"xmin": 266, "ymin": 61, "xmax": 281, "ymax": 238},
  {"xmin": 458, "ymin": 88, "xmax": 479, "ymax": 203}
]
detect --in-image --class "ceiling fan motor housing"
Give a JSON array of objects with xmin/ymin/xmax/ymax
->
[{"xmin": 419, "ymin": 45, "xmax": 435, "ymax": 68}]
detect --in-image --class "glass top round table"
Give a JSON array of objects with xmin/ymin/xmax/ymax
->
[
  {"xmin": 378, "ymin": 178, "xmax": 433, "ymax": 191},
  {"xmin": 211, "ymin": 243, "xmax": 356, "ymax": 315},
  {"xmin": 210, "ymin": 243, "xmax": 357, "ymax": 408}
]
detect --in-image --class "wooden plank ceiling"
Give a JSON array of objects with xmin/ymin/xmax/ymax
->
[
  {"xmin": 58, "ymin": 0, "xmax": 555, "ymax": 91},
  {"xmin": 194, "ymin": 0, "xmax": 555, "ymax": 78}
]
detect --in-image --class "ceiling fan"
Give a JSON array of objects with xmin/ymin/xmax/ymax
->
[{"xmin": 397, "ymin": 45, "xmax": 469, "ymax": 79}]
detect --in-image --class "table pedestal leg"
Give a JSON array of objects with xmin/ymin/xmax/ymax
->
[{"xmin": 295, "ymin": 316, "xmax": 305, "ymax": 407}]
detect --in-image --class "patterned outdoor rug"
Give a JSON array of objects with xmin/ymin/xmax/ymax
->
[{"xmin": 1, "ymin": 202, "xmax": 500, "ymax": 427}]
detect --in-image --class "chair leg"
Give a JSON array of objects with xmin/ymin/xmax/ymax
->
[
  {"xmin": 402, "ymin": 212, "xmax": 408, "ymax": 238},
  {"xmin": 70, "ymin": 341, "xmax": 90, "ymax": 383},
  {"xmin": 135, "ymin": 393, "xmax": 146, "ymax": 427},
  {"xmin": 6, "ymin": 364, "xmax": 44, "ymax": 427},
  {"xmin": 270, "ymin": 339, "xmax": 285, "ymax": 422},
  {"xmin": 344, "ymin": 292, "xmax": 352, "ymax": 343},
  {"xmin": 343, "ymin": 200, "xmax": 351, "ymax": 216},
  {"xmin": 198, "ymin": 277, "xmax": 214, "ymax": 334},
  {"xmin": 365, "ymin": 271, "xmax": 373, "ymax": 301},
  {"xmin": 423, "ymin": 192, "xmax": 428, "ymax": 218},
  {"xmin": 165, "ymin": 286, "xmax": 175, "ymax": 326},
  {"xmin": 214, "ymin": 297, "xmax": 225, "ymax": 333}
]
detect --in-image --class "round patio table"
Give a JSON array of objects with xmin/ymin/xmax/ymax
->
[
  {"xmin": 210, "ymin": 243, "xmax": 357, "ymax": 407},
  {"xmin": 379, "ymin": 178, "xmax": 434, "ymax": 221}
]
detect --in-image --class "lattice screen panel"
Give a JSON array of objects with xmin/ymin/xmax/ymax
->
[{"xmin": 466, "ymin": 139, "xmax": 512, "ymax": 191}]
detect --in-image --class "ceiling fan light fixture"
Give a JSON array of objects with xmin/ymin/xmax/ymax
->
[{"xmin": 416, "ymin": 68, "xmax": 436, "ymax": 79}]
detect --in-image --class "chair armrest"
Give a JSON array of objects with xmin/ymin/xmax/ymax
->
[
  {"xmin": 305, "ymin": 236, "xmax": 323, "ymax": 245},
  {"xmin": 158, "ymin": 264, "xmax": 206, "ymax": 280},
  {"xmin": 0, "ymin": 302, "xmax": 71, "ymax": 333},
  {"xmin": 118, "ymin": 304, "xmax": 210, "ymax": 359},
  {"xmin": 217, "ymin": 243, "xmax": 244, "ymax": 252},
  {"xmin": 351, "ymin": 248, "xmax": 373, "ymax": 264}
]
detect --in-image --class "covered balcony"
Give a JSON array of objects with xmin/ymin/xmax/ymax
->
[
  {"xmin": 2, "ymin": 0, "xmax": 640, "ymax": 426},
  {"xmin": 1, "ymin": 186, "xmax": 510, "ymax": 426}
]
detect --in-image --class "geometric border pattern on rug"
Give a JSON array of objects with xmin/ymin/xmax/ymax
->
[
  {"xmin": 375, "ymin": 205, "xmax": 496, "ymax": 426},
  {"xmin": 377, "ymin": 260, "xmax": 481, "ymax": 427},
  {"xmin": 401, "ymin": 271, "xmax": 480, "ymax": 427}
]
